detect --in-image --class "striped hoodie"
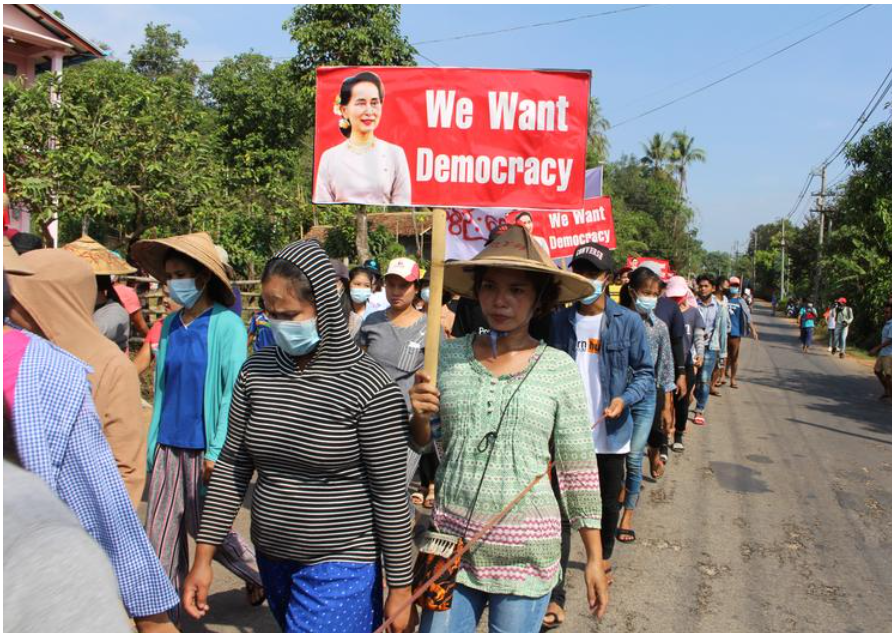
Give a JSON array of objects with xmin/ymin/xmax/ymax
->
[{"xmin": 197, "ymin": 240, "xmax": 414, "ymax": 586}]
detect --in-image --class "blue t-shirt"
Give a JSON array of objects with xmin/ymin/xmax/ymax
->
[
  {"xmin": 157, "ymin": 309, "xmax": 211, "ymax": 450},
  {"xmin": 728, "ymin": 297, "xmax": 744, "ymax": 338},
  {"xmin": 799, "ymin": 306, "xmax": 817, "ymax": 329},
  {"xmin": 248, "ymin": 311, "xmax": 276, "ymax": 353}
]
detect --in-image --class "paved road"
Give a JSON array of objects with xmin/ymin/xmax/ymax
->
[
  {"xmin": 559, "ymin": 302, "xmax": 892, "ymax": 633},
  {"xmin": 178, "ymin": 302, "xmax": 892, "ymax": 632}
]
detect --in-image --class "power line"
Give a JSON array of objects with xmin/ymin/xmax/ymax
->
[
  {"xmin": 410, "ymin": 5, "xmax": 650, "ymax": 46},
  {"xmin": 616, "ymin": 5, "xmax": 848, "ymax": 111},
  {"xmin": 787, "ymin": 172, "xmax": 815, "ymax": 221},
  {"xmin": 609, "ymin": 4, "xmax": 872, "ymax": 130},
  {"xmin": 818, "ymin": 64, "xmax": 892, "ymax": 168}
]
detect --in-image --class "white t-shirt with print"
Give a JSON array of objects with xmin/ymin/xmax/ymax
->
[{"xmin": 574, "ymin": 311, "xmax": 625, "ymax": 455}]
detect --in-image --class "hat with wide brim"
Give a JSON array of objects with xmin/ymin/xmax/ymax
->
[
  {"xmin": 62, "ymin": 234, "xmax": 137, "ymax": 275},
  {"xmin": 130, "ymin": 231, "xmax": 234, "ymax": 306},
  {"xmin": 444, "ymin": 225, "xmax": 594, "ymax": 303},
  {"xmin": 3, "ymin": 236, "xmax": 33, "ymax": 275}
]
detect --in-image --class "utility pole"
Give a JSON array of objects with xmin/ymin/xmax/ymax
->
[
  {"xmin": 811, "ymin": 165, "xmax": 827, "ymax": 305},
  {"xmin": 733, "ymin": 240, "xmax": 739, "ymax": 277},
  {"xmin": 780, "ymin": 218, "xmax": 786, "ymax": 301}
]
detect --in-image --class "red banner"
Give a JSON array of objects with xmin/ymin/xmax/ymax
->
[
  {"xmin": 313, "ymin": 67, "xmax": 591, "ymax": 209},
  {"xmin": 506, "ymin": 197, "xmax": 615, "ymax": 259}
]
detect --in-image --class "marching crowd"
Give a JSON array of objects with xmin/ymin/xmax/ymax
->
[{"xmin": 4, "ymin": 218, "xmax": 832, "ymax": 634}]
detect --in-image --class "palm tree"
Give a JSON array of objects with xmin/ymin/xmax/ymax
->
[
  {"xmin": 670, "ymin": 130, "xmax": 706, "ymax": 196},
  {"xmin": 640, "ymin": 133, "xmax": 672, "ymax": 171},
  {"xmin": 586, "ymin": 97, "xmax": 610, "ymax": 166}
]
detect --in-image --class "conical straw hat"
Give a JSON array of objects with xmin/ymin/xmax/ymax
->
[
  {"xmin": 444, "ymin": 224, "xmax": 594, "ymax": 303},
  {"xmin": 130, "ymin": 231, "xmax": 234, "ymax": 306},
  {"xmin": 62, "ymin": 234, "xmax": 137, "ymax": 275}
]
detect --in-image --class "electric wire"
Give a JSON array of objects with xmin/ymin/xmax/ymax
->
[
  {"xmin": 609, "ymin": 4, "xmax": 872, "ymax": 129},
  {"xmin": 818, "ymin": 64, "xmax": 892, "ymax": 168},
  {"xmin": 616, "ymin": 5, "xmax": 849, "ymax": 111},
  {"xmin": 410, "ymin": 5, "xmax": 650, "ymax": 46}
]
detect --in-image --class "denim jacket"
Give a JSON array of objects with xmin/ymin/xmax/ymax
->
[
  {"xmin": 548, "ymin": 297, "xmax": 656, "ymax": 443},
  {"xmin": 698, "ymin": 297, "xmax": 729, "ymax": 359}
]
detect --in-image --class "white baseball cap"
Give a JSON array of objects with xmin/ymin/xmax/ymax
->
[{"xmin": 385, "ymin": 258, "xmax": 420, "ymax": 282}]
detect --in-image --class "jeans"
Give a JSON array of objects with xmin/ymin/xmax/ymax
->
[
  {"xmin": 835, "ymin": 325, "xmax": 849, "ymax": 353},
  {"xmin": 800, "ymin": 327, "xmax": 814, "ymax": 347},
  {"xmin": 625, "ymin": 387, "xmax": 657, "ymax": 510},
  {"xmin": 694, "ymin": 349, "xmax": 718, "ymax": 412},
  {"xmin": 420, "ymin": 584, "xmax": 551, "ymax": 633},
  {"xmin": 647, "ymin": 389, "xmax": 669, "ymax": 449}
]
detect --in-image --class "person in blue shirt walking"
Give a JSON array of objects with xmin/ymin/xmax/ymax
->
[
  {"xmin": 131, "ymin": 232, "xmax": 264, "ymax": 624},
  {"xmin": 726, "ymin": 276, "xmax": 759, "ymax": 388},
  {"xmin": 546, "ymin": 242, "xmax": 654, "ymax": 625},
  {"xmin": 798, "ymin": 300, "xmax": 818, "ymax": 353}
]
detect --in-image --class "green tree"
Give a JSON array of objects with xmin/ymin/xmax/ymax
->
[
  {"xmin": 129, "ymin": 23, "xmax": 200, "ymax": 84},
  {"xmin": 820, "ymin": 116, "xmax": 892, "ymax": 344},
  {"xmin": 585, "ymin": 97, "xmax": 610, "ymax": 167},
  {"xmin": 283, "ymin": 4, "xmax": 417, "ymax": 261},
  {"xmin": 640, "ymin": 133, "xmax": 672, "ymax": 171},
  {"xmin": 669, "ymin": 130, "xmax": 706, "ymax": 197},
  {"xmin": 3, "ymin": 61, "xmax": 221, "ymax": 250},
  {"xmin": 606, "ymin": 155, "xmax": 703, "ymax": 272}
]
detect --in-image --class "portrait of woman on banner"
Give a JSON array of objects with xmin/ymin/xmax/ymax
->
[{"xmin": 314, "ymin": 71, "xmax": 412, "ymax": 206}]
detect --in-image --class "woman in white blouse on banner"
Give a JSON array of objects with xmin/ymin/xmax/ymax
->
[{"xmin": 314, "ymin": 71, "xmax": 412, "ymax": 206}]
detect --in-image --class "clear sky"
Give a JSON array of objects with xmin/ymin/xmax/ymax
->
[{"xmin": 49, "ymin": 3, "xmax": 892, "ymax": 254}]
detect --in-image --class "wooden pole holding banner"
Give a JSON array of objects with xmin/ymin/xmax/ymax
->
[{"xmin": 423, "ymin": 207, "xmax": 447, "ymax": 382}]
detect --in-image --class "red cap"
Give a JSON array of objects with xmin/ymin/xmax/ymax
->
[{"xmin": 838, "ymin": 297, "xmax": 847, "ymax": 304}]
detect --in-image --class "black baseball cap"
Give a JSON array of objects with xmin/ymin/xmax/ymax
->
[{"xmin": 570, "ymin": 242, "xmax": 613, "ymax": 272}]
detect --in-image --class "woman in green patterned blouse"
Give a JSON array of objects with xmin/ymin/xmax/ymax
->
[{"xmin": 409, "ymin": 226, "xmax": 610, "ymax": 633}]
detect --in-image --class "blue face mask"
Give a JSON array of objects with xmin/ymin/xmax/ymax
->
[
  {"xmin": 420, "ymin": 287, "xmax": 431, "ymax": 304},
  {"xmin": 350, "ymin": 288, "xmax": 372, "ymax": 304},
  {"xmin": 169, "ymin": 278, "xmax": 203, "ymax": 309},
  {"xmin": 580, "ymin": 280, "xmax": 604, "ymax": 305},
  {"xmin": 269, "ymin": 318, "xmax": 320, "ymax": 357},
  {"xmin": 729, "ymin": 286, "xmax": 740, "ymax": 295},
  {"xmin": 634, "ymin": 295, "xmax": 658, "ymax": 314}
]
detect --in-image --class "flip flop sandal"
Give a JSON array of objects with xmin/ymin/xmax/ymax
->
[
  {"xmin": 616, "ymin": 528, "xmax": 636, "ymax": 543},
  {"xmin": 542, "ymin": 611, "xmax": 564, "ymax": 631},
  {"xmin": 410, "ymin": 491, "xmax": 425, "ymax": 505},
  {"xmin": 730, "ymin": 383, "xmax": 740, "ymax": 389}
]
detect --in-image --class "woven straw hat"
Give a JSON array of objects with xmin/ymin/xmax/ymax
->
[
  {"xmin": 444, "ymin": 225, "xmax": 594, "ymax": 303},
  {"xmin": 62, "ymin": 234, "xmax": 137, "ymax": 275},
  {"xmin": 131, "ymin": 231, "xmax": 234, "ymax": 306},
  {"xmin": 3, "ymin": 236, "xmax": 33, "ymax": 275}
]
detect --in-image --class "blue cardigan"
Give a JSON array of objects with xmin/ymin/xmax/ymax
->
[{"xmin": 147, "ymin": 304, "xmax": 247, "ymax": 471}]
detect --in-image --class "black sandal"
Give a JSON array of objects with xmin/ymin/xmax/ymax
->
[
  {"xmin": 616, "ymin": 528, "xmax": 636, "ymax": 543},
  {"xmin": 246, "ymin": 581, "xmax": 266, "ymax": 607},
  {"xmin": 542, "ymin": 611, "xmax": 564, "ymax": 631}
]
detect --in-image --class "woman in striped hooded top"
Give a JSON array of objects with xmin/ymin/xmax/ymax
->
[{"xmin": 181, "ymin": 240, "xmax": 417, "ymax": 633}]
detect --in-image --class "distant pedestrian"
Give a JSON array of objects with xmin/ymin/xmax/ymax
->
[
  {"xmin": 692, "ymin": 274, "xmax": 729, "ymax": 426},
  {"xmin": 726, "ymin": 277, "xmax": 759, "ymax": 388},
  {"xmin": 664, "ymin": 276, "xmax": 706, "ymax": 452},
  {"xmin": 617, "ymin": 266, "xmax": 674, "ymax": 542},
  {"xmin": 833, "ymin": 298, "xmax": 854, "ymax": 358},
  {"xmin": 870, "ymin": 301, "xmax": 892, "ymax": 401},
  {"xmin": 825, "ymin": 301, "xmax": 838, "ymax": 353},
  {"xmin": 348, "ymin": 266, "xmax": 376, "ymax": 321},
  {"xmin": 798, "ymin": 300, "xmax": 818, "ymax": 353}
]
